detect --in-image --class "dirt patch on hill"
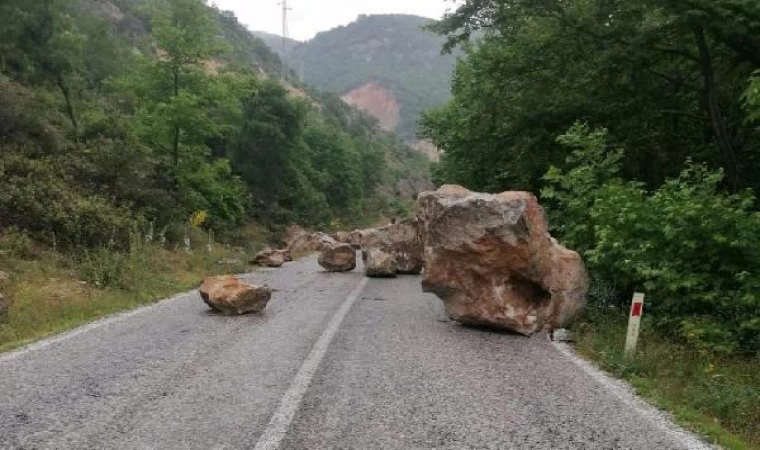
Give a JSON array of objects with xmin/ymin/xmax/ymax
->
[{"xmin": 341, "ymin": 82, "xmax": 400, "ymax": 132}]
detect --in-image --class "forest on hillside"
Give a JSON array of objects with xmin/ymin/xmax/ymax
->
[
  {"xmin": 280, "ymin": 14, "xmax": 458, "ymax": 140},
  {"xmin": 0, "ymin": 0, "xmax": 430, "ymax": 251}
]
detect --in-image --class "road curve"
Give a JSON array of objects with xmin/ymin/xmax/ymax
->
[{"xmin": 0, "ymin": 256, "xmax": 710, "ymax": 450}]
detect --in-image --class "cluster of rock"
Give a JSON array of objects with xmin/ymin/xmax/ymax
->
[
  {"xmin": 198, "ymin": 185, "xmax": 588, "ymax": 335},
  {"xmin": 417, "ymin": 185, "xmax": 588, "ymax": 335},
  {"xmin": 199, "ymin": 276, "xmax": 272, "ymax": 315},
  {"xmin": 282, "ymin": 226, "xmax": 336, "ymax": 255}
]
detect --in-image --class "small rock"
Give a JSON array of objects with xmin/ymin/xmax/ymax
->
[
  {"xmin": 364, "ymin": 249, "xmax": 397, "ymax": 278},
  {"xmin": 199, "ymin": 276, "xmax": 271, "ymax": 315},
  {"xmin": 251, "ymin": 248, "xmax": 287, "ymax": 268},
  {"xmin": 0, "ymin": 270, "xmax": 10, "ymax": 282},
  {"xmin": 551, "ymin": 329, "xmax": 575, "ymax": 342},
  {"xmin": 318, "ymin": 243, "xmax": 357, "ymax": 272}
]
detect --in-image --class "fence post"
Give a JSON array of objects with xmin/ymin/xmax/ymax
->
[{"xmin": 624, "ymin": 292, "xmax": 645, "ymax": 357}]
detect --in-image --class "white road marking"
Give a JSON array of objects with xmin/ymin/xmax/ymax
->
[
  {"xmin": 253, "ymin": 277, "xmax": 369, "ymax": 450},
  {"xmin": 0, "ymin": 291, "xmax": 196, "ymax": 363},
  {"xmin": 551, "ymin": 339, "xmax": 716, "ymax": 450}
]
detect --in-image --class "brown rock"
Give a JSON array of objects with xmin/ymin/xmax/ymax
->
[
  {"xmin": 417, "ymin": 185, "xmax": 588, "ymax": 335},
  {"xmin": 251, "ymin": 248, "xmax": 286, "ymax": 268},
  {"xmin": 359, "ymin": 219, "xmax": 424, "ymax": 275},
  {"xmin": 349, "ymin": 230, "xmax": 362, "ymax": 249},
  {"xmin": 364, "ymin": 249, "xmax": 397, "ymax": 278},
  {"xmin": 318, "ymin": 243, "xmax": 357, "ymax": 272},
  {"xmin": 332, "ymin": 231, "xmax": 351, "ymax": 244},
  {"xmin": 284, "ymin": 226, "xmax": 336, "ymax": 254},
  {"xmin": 0, "ymin": 270, "xmax": 9, "ymax": 282},
  {"xmin": 199, "ymin": 276, "xmax": 271, "ymax": 315}
]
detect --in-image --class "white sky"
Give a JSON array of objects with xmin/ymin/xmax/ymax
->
[{"xmin": 210, "ymin": 0, "xmax": 461, "ymax": 41}]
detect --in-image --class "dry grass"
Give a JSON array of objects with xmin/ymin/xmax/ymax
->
[{"xmin": 0, "ymin": 243, "xmax": 251, "ymax": 353}]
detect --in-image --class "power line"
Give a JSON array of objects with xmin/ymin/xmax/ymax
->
[{"xmin": 278, "ymin": 0, "xmax": 292, "ymax": 78}]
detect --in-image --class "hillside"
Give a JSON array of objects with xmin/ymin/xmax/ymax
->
[
  {"xmin": 0, "ymin": 0, "xmax": 431, "ymax": 244},
  {"xmin": 266, "ymin": 14, "xmax": 457, "ymax": 142},
  {"xmin": 252, "ymin": 30, "xmax": 301, "ymax": 57}
]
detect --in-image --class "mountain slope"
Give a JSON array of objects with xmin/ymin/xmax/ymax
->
[{"xmin": 269, "ymin": 14, "xmax": 457, "ymax": 141}]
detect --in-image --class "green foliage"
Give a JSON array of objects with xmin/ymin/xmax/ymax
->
[
  {"xmin": 426, "ymin": 0, "xmax": 760, "ymax": 193},
  {"xmin": 544, "ymin": 125, "xmax": 760, "ymax": 354},
  {"xmin": 745, "ymin": 71, "xmax": 760, "ymax": 123}
]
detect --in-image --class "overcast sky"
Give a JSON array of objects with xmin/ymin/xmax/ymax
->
[{"xmin": 210, "ymin": 0, "xmax": 460, "ymax": 41}]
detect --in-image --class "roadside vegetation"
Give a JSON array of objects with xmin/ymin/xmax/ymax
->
[
  {"xmin": 425, "ymin": 0, "xmax": 760, "ymax": 446},
  {"xmin": 0, "ymin": 224, "xmax": 261, "ymax": 353}
]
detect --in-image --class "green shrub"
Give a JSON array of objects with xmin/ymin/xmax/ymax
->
[{"xmin": 543, "ymin": 123, "xmax": 760, "ymax": 355}]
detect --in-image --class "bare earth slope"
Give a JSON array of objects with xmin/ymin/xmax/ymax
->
[{"xmin": 0, "ymin": 256, "xmax": 710, "ymax": 449}]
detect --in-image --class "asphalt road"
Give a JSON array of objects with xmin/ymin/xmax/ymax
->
[{"xmin": 0, "ymin": 256, "xmax": 711, "ymax": 450}]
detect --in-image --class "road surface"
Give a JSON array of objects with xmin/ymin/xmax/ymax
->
[{"xmin": 0, "ymin": 256, "xmax": 711, "ymax": 449}]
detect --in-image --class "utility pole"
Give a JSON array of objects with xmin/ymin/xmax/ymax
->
[{"xmin": 279, "ymin": 0, "xmax": 291, "ymax": 79}]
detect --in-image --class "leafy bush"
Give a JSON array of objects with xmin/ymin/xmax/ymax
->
[{"xmin": 543, "ymin": 123, "xmax": 760, "ymax": 354}]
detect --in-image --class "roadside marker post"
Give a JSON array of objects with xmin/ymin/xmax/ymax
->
[{"xmin": 624, "ymin": 293, "xmax": 645, "ymax": 357}]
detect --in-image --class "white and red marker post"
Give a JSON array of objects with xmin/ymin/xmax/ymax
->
[{"xmin": 624, "ymin": 292, "xmax": 645, "ymax": 357}]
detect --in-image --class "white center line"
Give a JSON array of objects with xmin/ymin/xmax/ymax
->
[{"xmin": 252, "ymin": 276, "xmax": 369, "ymax": 450}]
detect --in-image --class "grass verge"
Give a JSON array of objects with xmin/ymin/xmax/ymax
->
[
  {"xmin": 0, "ymin": 236, "xmax": 256, "ymax": 353},
  {"xmin": 574, "ymin": 314, "xmax": 759, "ymax": 450}
]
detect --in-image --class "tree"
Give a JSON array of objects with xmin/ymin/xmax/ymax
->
[
  {"xmin": 147, "ymin": 0, "xmax": 226, "ymax": 167},
  {"xmin": 0, "ymin": 0, "xmax": 86, "ymax": 136},
  {"xmin": 425, "ymin": 0, "xmax": 760, "ymax": 193}
]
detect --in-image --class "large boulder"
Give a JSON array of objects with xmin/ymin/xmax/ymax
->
[
  {"xmin": 364, "ymin": 249, "xmax": 397, "ymax": 278},
  {"xmin": 359, "ymin": 219, "xmax": 424, "ymax": 275},
  {"xmin": 417, "ymin": 185, "xmax": 588, "ymax": 335},
  {"xmin": 251, "ymin": 248, "xmax": 288, "ymax": 268},
  {"xmin": 199, "ymin": 276, "xmax": 272, "ymax": 315},
  {"xmin": 318, "ymin": 243, "xmax": 357, "ymax": 272}
]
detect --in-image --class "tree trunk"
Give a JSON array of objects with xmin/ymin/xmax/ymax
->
[
  {"xmin": 56, "ymin": 74, "xmax": 79, "ymax": 141},
  {"xmin": 692, "ymin": 25, "xmax": 739, "ymax": 190},
  {"xmin": 172, "ymin": 67, "xmax": 180, "ymax": 167}
]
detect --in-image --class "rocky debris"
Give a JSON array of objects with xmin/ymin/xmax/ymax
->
[
  {"xmin": 284, "ymin": 226, "xmax": 336, "ymax": 254},
  {"xmin": 318, "ymin": 243, "xmax": 357, "ymax": 272},
  {"xmin": 279, "ymin": 249, "xmax": 294, "ymax": 262},
  {"xmin": 0, "ymin": 270, "xmax": 10, "ymax": 282},
  {"xmin": 359, "ymin": 219, "xmax": 424, "ymax": 275},
  {"xmin": 199, "ymin": 276, "xmax": 271, "ymax": 315},
  {"xmin": 0, "ymin": 293, "xmax": 7, "ymax": 319},
  {"xmin": 417, "ymin": 185, "xmax": 589, "ymax": 335},
  {"xmin": 364, "ymin": 249, "xmax": 397, "ymax": 278},
  {"xmin": 332, "ymin": 231, "xmax": 352, "ymax": 244},
  {"xmin": 251, "ymin": 248, "xmax": 291, "ymax": 268}
]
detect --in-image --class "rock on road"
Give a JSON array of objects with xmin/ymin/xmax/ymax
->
[{"xmin": 0, "ymin": 256, "xmax": 710, "ymax": 450}]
